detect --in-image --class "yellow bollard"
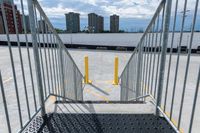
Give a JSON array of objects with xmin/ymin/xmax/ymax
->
[
  {"xmin": 84, "ymin": 56, "xmax": 92, "ymax": 84},
  {"xmin": 113, "ymin": 57, "xmax": 119, "ymax": 85}
]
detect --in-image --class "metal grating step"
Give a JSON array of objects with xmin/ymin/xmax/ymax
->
[{"xmin": 24, "ymin": 113, "xmax": 176, "ymax": 133}]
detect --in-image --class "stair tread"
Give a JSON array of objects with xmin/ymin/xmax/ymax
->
[{"xmin": 24, "ymin": 113, "xmax": 176, "ymax": 133}]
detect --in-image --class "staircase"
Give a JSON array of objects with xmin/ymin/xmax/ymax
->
[
  {"xmin": 0, "ymin": 0, "xmax": 200, "ymax": 133},
  {"xmin": 23, "ymin": 98, "xmax": 175, "ymax": 133}
]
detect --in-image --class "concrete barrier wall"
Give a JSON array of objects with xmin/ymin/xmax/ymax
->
[{"xmin": 0, "ymin": 33, "xmax": 199, "ymax": 49}]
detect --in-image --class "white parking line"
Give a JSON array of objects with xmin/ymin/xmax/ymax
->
[{"xmin": 3, "ymin": 77, "xmax": 13, "ymax": 84}]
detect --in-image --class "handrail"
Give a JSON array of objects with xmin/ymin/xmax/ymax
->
[
  {"xmin": 33, "ymin": 0, "xmax": 83, "ymax": 77},
  {"xmin": 0, "ymin": 0, "xmax": 84, "ymax": 132},
  {"xmin": 119, "ymin": 0, "xmax": 165, "ymax": 78},
  {"xmin": 120, "ymin": 0, "xmax": 200, "ymax": 133}
]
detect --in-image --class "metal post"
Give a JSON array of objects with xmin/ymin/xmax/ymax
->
[
  {"xmin": 125, "ymin": 65, "xmax": 129, "ymax": 101},
  {"xmin": 73, "ymin": 64, "xmax": 78, "ymax": 100},
  {"xmin": 27, "ymin": 0, "xmax": 46, "ymax": 116},
  {"xmin": 136, "ymin": 42, "xmax": 143, "ymax": 99},
  {"xmin": 1, "ymin": 2, "xmax": 23, "ymax": 128},
  {"xmin": 188, "ymin": 66, "xmax": 200, "ymax": 133},
  {"xmin": 0, "ymin": 71, "xmax": 11, "ymax": 133},
  {"xmin": 84, "ymin": 56, "xmax": 92, "ymax": 84},
  {"xmin": 156, "ymin": 0, "xmax": 172, "ymax": 115},
  {"xmin": 113, "ymin": 57, "xmax": 119, "ymax": 85},
  {"xmin": 58, "ymin": 40, "xmax": 65, "ymax": 99},
  {"xmin": 84, "ymin": 56, "xmax": 89, "ymax": 83}
]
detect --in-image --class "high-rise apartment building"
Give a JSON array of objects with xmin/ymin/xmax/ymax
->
[
  {"xmin": 88, "ymin": 13, "xmax": 98, "ymax": 33},
  {"xmin": 110, "ymin": 14, "xmax": 119, "ymax": 33},
  {"xmin": 38, "ymin": 20, "xmax": 48, "ymax": 33},
  {"xmin": 98, "ymin": 16, "xmax": 104, "ymax": 33},
  {"xmin": 0, "ymin": 0, "xmax": 22, "ymax": 34},
  {"xmin": 21, "ymin": 15, "xmax": 30, "ymax": 33},
  {"xmin": 88, "ymin": 13, "xmax": 104, "ymax": 33},
  {"xmin": 0, "ymin": 15, "xmax": 5, "ymax": 34},
  {"xmin": 0, "ymin": 0, "xmax": 13, "ymax": 3},
  {"xmin": 65, "ymin": 12, "xmax": 80, "ymax": 33}
]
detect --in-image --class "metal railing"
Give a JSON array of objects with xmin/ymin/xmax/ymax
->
[
  {"xmin": 0, "ymin": 0, "xmax": 83, "ymax": 132},
  {"xmin": 120, "ymin": 0, "xmax": 200, "ymax": 133}
]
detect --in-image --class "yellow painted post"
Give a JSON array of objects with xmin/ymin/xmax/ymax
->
[
  {"xmin": 113, "ymin": 57, "xmax": 119, "ymax": 85},
  {"xmin": 84, "ymin": 56, "xmax": 92, "ymax": 84}
]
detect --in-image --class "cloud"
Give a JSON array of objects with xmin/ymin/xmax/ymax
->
[
  {"xmin": 35, "ymin": 0, "xmax": 162, "ymax": 19},
  {"xmin": 12, "ymin": 0, "xmax": 199, "ymax": 30},
  {"xmin": 42, "ymin": 4, "xmax": 86, "ymax": 19}
]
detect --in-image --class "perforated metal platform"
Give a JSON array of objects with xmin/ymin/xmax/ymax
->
[{"xmin": 24, "ymin": 113, "xmax": 176, "ymax": 133}]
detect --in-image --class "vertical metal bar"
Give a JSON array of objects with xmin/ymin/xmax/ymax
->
[
  {"xmin": 62, "ymin": 51, "xmax": 66, "ymax": 99},
  {"xmin": 141, "ymin": 40, "xmax": 145, "ymax": 99},
  {"xmin": 0, "ymin": 71, "xmax": 11, "ymax": 133},
  {"xmin": 154, "ymin": 5, "xmax": 165, "ymax": 98},
  {"xmin": 141, "ymin": 41, "xmax": 145, "ymax": 99},
  {"xmin": 49, "ymin": 31, "xmax": 55, "ymax": 94},
  {"xmin": 136, "ymin": 40, "xmax": 143, "ymax": 98},
  {"xmin": 170, "ymin": 0, "xmax": 188, "ymax": 119},
  {"xmin": 125, "ymin": 65, "xmax": 129, "ymax": 101},
  {"xmin": 142, "ymin": 36, "xmax": 147, "ymax": 96},
  {"xmin": 143, "ymin": 35, "xmax": 148, "ymax": 98},
  {"xmin": 156, "ymin": 0, "xmax": 172, "ymax": 115},
  {"xmin": 145, "ymin": 33, "xmax": 150, "ymax": 94},
  {"xmin": 133, "ymin": 55, "xmax": 137, "ymax": 93},
  {"xmin": 1, "ymin": 2, "xmax": 23, "ymax": 128},
  {"xmin": 54, "ymin": 35, "xmax": 60, "ymax": 97},
  {"xmin": 148, "ymin": 23, "xmax": 155, "ymax": 94},
  {"xmin": 12, "ymin": 2, "xmax": 31, "ymax": 120},
  {"xmin": 120, "ymin": 76, "xmax": 123, "ymax": 101},
  {"xmin": 34, "ymin": 6, "xmax": 47, "ymax": 99},
  {"xmin": 27, "ymin": 0, "xmax": 46, "ymax": 116},
  {"xmin": 178, "ymin": 0, "xmax": 199, "ymax": 129},
  {"xmin": 40, "ymin": 15, "xmax": 51, "ymax": 96},
  {"xmin": 147, "ymin": 26, "xmax": 154, "ymax": 94},
  {"xmin": 56, "ymin": 38, "xmax": 62, "ymax": 96},
  {"xmin": 51, "ymin": 33, "xmax": 57, "ymax": 96},
  {"xmin": 151, "ymin": 15, "xmax": 159, "ymax": 97},
  {"xmin": 59, "ymin": 42, "xmax": 65, "ymax": 98},
  {"xmin": 55, "ymin": 40, "xmax": 60, "ymax": 96},
  {"xmin": 164, "ymin": 0, "xmax": 179, "ymax": 112},
  {"xmin": 73, "ymin": 64, "xmax": 78, "ymax": 100},
  {"xmin": 20, "ymin": 0, "xmax": 37, "ymax": 112},
  {"xmin": 188, "ymin": 66, "xmax": 200, "ymax": 133},
  {"xmin": 46, "ymin": 26, "xmax": 54, "ymax": 94}
]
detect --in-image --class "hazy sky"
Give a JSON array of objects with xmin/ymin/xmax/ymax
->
[{"xmin": 15, "ymin": 0, "xmax": 199, "ymax": 31}]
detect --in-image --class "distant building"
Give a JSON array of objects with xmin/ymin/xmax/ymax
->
[
  {"xmin": 0, "ymin": 15, "xmax": 5, "ymax": 34},
  {"xmin": 21, "ymin": 15, "xmax": 30, "ymax": 33},
  {"xmin": 97, "ymin": 16, "xmax": 104, "ymax": 33},
  {"xmin": 38, "ymin": 20, "xmax": 48, "ymax": 33},
  {"xmin": 110, "ymin": 14, "xmax": 119, "ymax": 33},
  {"xmin": 88, "ymin": 13, "xmax": 98, "ymax": 33},
  {"xmin": 0, "ymin": 0, "xmax": 13, "ymax": 3},
  {"xmin": 0, "ymin": 0, "xmax": 23, "ymax": 34},
  {"xmin": 65, "ymin": 12, "xmax": 80, "ymax": 33},
  {"xmin": 88, "ymin": 13, "xmax": 104, "ymax": 33}
]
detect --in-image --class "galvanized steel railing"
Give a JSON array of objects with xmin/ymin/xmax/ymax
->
[
  {"xmin": 120, "ymin": 0, "xmax": 200, "ymax": 133},
  {"xmin": 0, "ymin": 0, "xmax": 83, "ymax": 132}
]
